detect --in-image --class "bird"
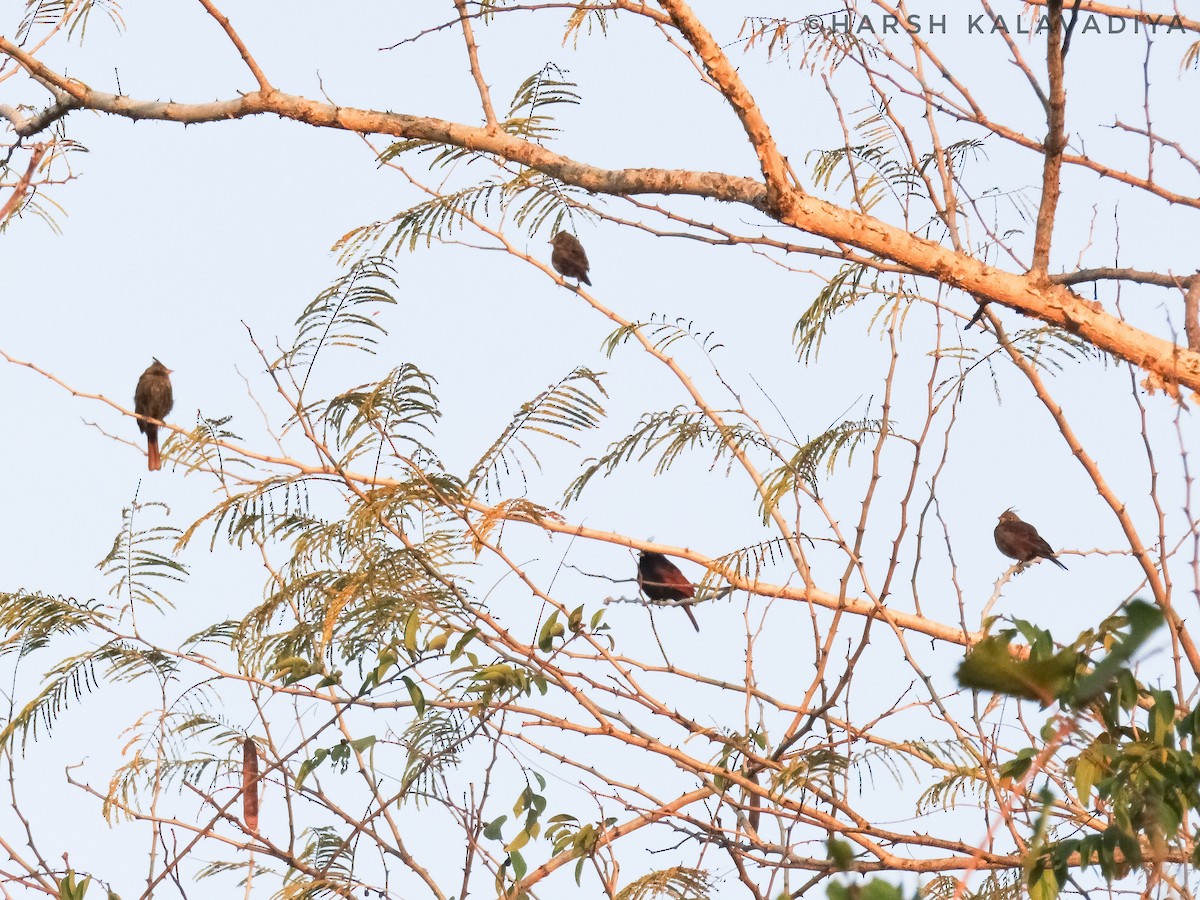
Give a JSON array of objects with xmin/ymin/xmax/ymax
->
[
  {"xmin": 637, "ymin": 551, "xmax": 700, "ymax": 631},
  {"xmin": 134, "ymin": 358, "xmax": 174, "ymax": 471},
  {"xmin": 965, "ymin": 298, "xmax": 989, "ymax": 329},
  {"xmin": 994, "ymin": 509, "xmax": 1067, "ymax": 570},
  {"xmin": 549, "ymin": 232, "xmax": 591, "ymax": 285}
]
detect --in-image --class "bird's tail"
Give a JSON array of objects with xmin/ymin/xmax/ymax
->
[
  {"xmin": 1050, "ymin": 556, "xmax": 1068, "ymax": 570},
  {"xmin": 147, "ymin": 427, "xmax": 160, "ymax": 472},
  {"xmin": 682, "ymin": 604, "xmax": 700, "ymax": 632}
]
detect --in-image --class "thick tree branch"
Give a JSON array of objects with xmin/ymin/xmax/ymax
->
[
  {"xmin": 1023, "ymin": 0, "xmax": 1199, "ymax": 33},
  {"xmin": 3, "ymin": 36, "xmax": 1200, "ymax": 392},
  {"xmin": 655, "ymin": 0, "xmax": 794, "ymax": 206},
  {"xmin": 1052, "ymin": 267, "xmax": 1195, "ymax": 288},
  {"xmin": 1031, "ymin": 0, "xmax": 1067, "ymax": 273},
  {"xmin": 196, "ymin": 0, "xmax": 272, "ymax": 91},
  {"xmin": 452, "ymin": 0, "xmax": 498, "ymax": 129},
  {"xmin": 0, "ymin": 96, "xmax": 78, "ymax": 133}
]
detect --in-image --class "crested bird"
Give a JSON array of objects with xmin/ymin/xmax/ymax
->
[
  {"xmin": 549, "ymin": 232, "xmax": 591, "ymax": 285},
  {"xmin": 994, "ymin": 509, "xmax": 1067, "ymax": 570},
  {"xmin": 134, "ymin": 358, "xmax": 174, "ymax": 471},
  {"xmin": 637, "ymin": 551, "xmax": 700, "ymax": 631}
]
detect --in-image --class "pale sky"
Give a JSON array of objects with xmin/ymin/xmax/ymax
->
[{"xmin": 3, "ymin": 1, "xmax": 1198, "ymax": 895}]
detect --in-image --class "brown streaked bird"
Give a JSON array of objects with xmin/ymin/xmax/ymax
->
[
  {"xmin": 549, "ymin": 232, "xmax": 591, "ymax": 286},
  {"xmin": 134, "ymin": 358, "xmax": 174, "ymax": 472},
  {"xmin": 637, "ymin": 551, "xmax": 700, "ymax": 631},
  {"xmin": 994, "ymin": 509, "xmax": 1067, "ymax": 570}
]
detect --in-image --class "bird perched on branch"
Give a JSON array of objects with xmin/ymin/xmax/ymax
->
[
  {"xmin": 134, "ymin": 358, "xmax": 174, "ymax": 471},
  {"xmin": 994, "ymin": 510, "xmax": 1067, "ymax": 569},
  {"xmin": 637, "ymin": 551, "xmax": 700, "ymax": 631},
  {"xmin": 549, "ymin": 232, "xmax": 591, "ymax": 285}
]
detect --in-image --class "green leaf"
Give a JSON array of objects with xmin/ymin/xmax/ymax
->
[
  {"xmin": 402, "ymin": 676, "xmax": 426, "ymax": 717},
  {"xmin": 509, "ymin": 850, "xmax": 527, "ymax": 881},
  {"xmin": 1148, "ymin": 689, "xmax": 1175, "ymax": 744},
  {"xmin": 538, "ymin": 612, "xmax": 561, "ymax": 653},
  {"xmin": 1073, "ymin": 750, "xmax": 1100, "ymax": 804},
  {"xmin": 828, "ymin": 880, "xmax": 907, "ymax": 900},
  {"xmin": 483, "ymin": 815, "xmax": 507, "ymax": 841},
  {"xmin": 1027, "ymin": 861, "xmax": 1060, "ymax": 900},
  {"xmin": 860, "ymin": 881, "xmax": 905, "ymax": 900},
  {"xmin": 59, "ymin": 872, "xmax": 92, "ymax": 900},
  {"xmin": 1070, "ymin": 599, "xmax": 1163, "ymax": 704},
  {"xmin": 828, "ymin": 836, "xmax": 854, "ymax": 871},
  {"xmin": 999, "ymin": 747, "xmax": 1037, "ymax": 782},
  {"xmin": 1076, "ymin": 834, "xmax": 1101, "ymax": 869},
  {"xmin": 451, "ymin": 628, "xmax": 479, "ymax": 662},
  {"xmin": 403, "ymin": 609, "xmax": 420, "ymax": 653},
  {"xmin": 296, "ymin": 748, "xmax": 329, "ymax": 790},
  {"xmin": 315, "ymin": 670, "xmax": 342, "ymax": 688},
  {"xmin": 957, "ymin": 636, "xmax": 1077, "ymax": 705},
  {"xmin": 506, "ymin": 828, "xmax": 532, "ymax": 853}
]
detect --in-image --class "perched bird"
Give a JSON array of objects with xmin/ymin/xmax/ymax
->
[
  {"xmin": 965, "ymin": 298, "xmax": 989, "ymax": 330},
  {"xmin": 994, "ymin": 510, "xmax": 1067, "ymax": 570},
  {"xmin": 134, "ymin": 359, "xmax": 174, "ymax": 471},
  {"xmin": 549, "ymin": 232, "xmax": 591, "ymax": 286},
  {"xmin": 637, "ymin": 551, "xmax": 700, "ymax": 631}
]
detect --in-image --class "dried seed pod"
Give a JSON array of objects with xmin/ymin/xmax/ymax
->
[{"xmin": 242, "ymin": 737, "xmax": 260, "ymax": 832}]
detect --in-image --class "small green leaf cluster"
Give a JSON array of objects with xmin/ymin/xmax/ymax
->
[
  {"xmin": 295, "ymin": 735, "xmax": 378, "ymax": 791},
  {"xmin": 484, "ymin": 775, "xmax": 550, "ymax": 894},
  {"xmin": 958, "ymin": 602, "xmax": 1200, "ymax": 898}
]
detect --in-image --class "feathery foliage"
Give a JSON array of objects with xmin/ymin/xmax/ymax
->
[
  {"xmin": 98, "ymin": 501, "xmax": 187, "ymax": 610},
  {"xmin": 793, "ymin": 262, "xmax": 877, "ymax": 362},
  {"xmin": 290, "ymin": 255, "xmax": 398, "ymax": 367},
  {"xmin": 504, "ymin": 63, "xmax": 581, "ymax": 144},
  {"xmin": 564, "ymin": 407, "xmax": 770, "ymax": 505},
  {"xmin": 470, "ymin": 366, "xmax": 607, "ymax": 498},
  {"xmin": 614, "ymin": 867, "xmax": 711, "ymax": 900},
  {"xmin": 323, "ymin": 363, "xmax": 441, "ymax": 461},
  {"xmin": 758, "ymin": 415, "xmax": 887, "ymax": 515}
]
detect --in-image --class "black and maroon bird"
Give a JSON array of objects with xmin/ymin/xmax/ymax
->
[
  {"xmin": 549, "ymin": 232, "xmax": 591, "ymax": 285},
  {"xmin": 134, "ymin": 359, "xmax": 174, "ymax": 472},
  {"xmin": 637, "ymin": 551, "xmax": 700, "ymax": 631},
  {"xmin": 994, "ymin": 510, "xmax": 1067, "ymax": 569}
]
